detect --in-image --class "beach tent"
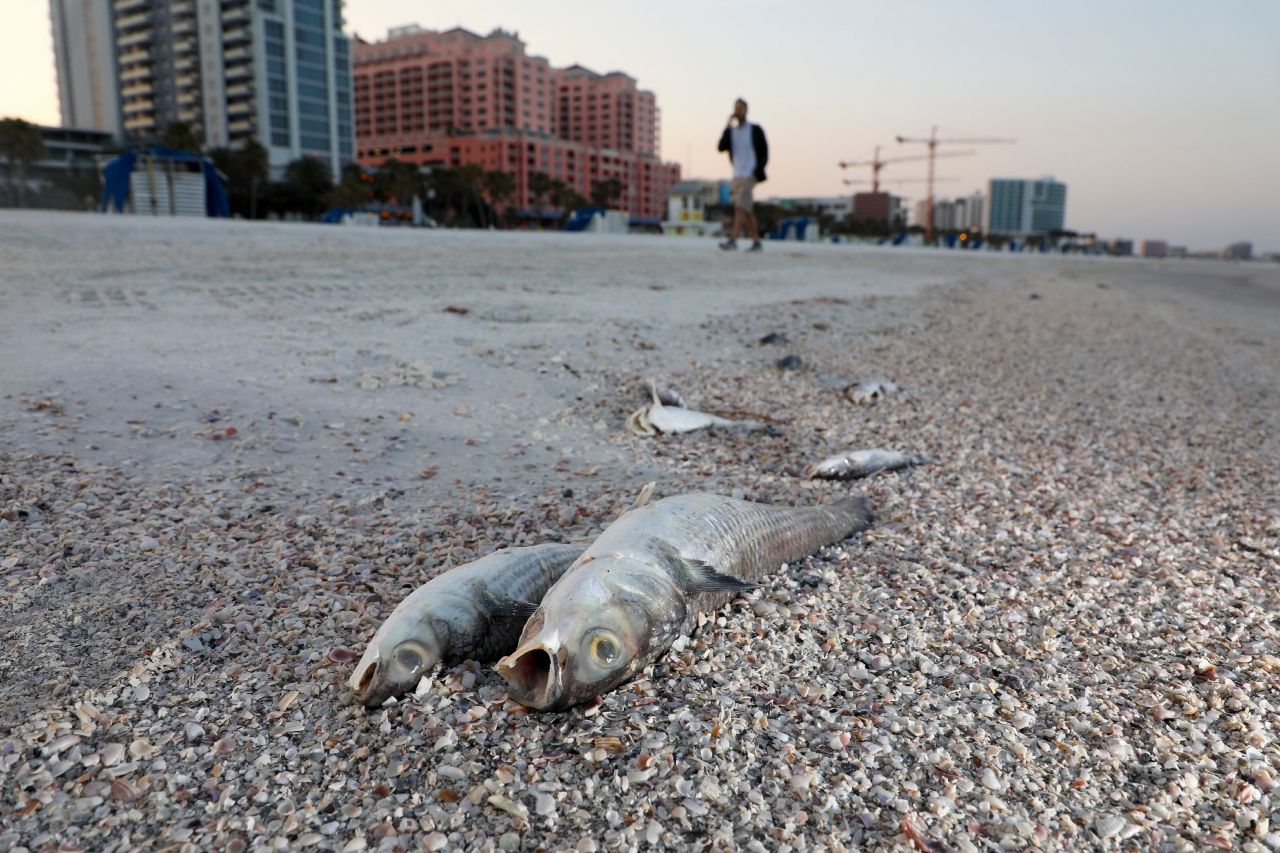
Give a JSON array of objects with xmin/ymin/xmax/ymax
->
[{"xmin": 100, "ymin": 145, "xmax": 230, "ymax": 217}]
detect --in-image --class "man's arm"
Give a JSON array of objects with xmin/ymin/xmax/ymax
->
[
  {"xmin": 718, "ymin": 127, "xmax": 732, "ymax": 154},
  {"xmin": 754, "ymin": 126, "xmax": 768, "ymax": 170}
]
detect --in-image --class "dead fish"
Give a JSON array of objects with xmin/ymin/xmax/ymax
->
[
  {"xmin": 844, "ymin": 379, "xmax": 899, "ymax": 406},
  {"xmin": 759, "ymin": 331, "xmax": 789, "ymax": 346},
  {"xmin": 805, "ymin": 448, "xmax": 928, "ymax": 480},
  {"xmin": 626, "ymin": 380, "xmax": 748, "ymax": 436},
  {"xmin": 348, "ymin": 543, "xmax": 583, "ymax": 708},
  {"xmin": 495, "ymin": 493, "xmax": 872, "ymax": 710}
]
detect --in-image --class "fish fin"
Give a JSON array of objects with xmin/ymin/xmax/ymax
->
[
  {"xmin": 491, "ymin": 599, "xmax": 540, "ymax": 620},
  {"xmin": 684, "ymin": 558, "xmax": 757, "ymax": 594}
]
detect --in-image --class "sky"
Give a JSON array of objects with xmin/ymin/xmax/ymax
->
[{"xmin": 3, "ymin": 0, "xmax": 1278, "ymax": 250}]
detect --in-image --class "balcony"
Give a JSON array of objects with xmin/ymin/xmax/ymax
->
[
  {"xmin": 117, "ymin": 28, "xmax": 153, "ymax": 48},
  {"xmin": 116, "ymin": 12, "xmax": 150, "ymax": 30},
  {"xmin": 120, "ymin": 64, "xmax": 150, "ymax": 82},
  {"xmin": 175, "ymin": 73, "xmax": 197, "ymax": 89},
  {"xmin": 113, "ymin": 0, "xmax": 147, "ymax": 13},
  {"xmin": 228, "ymin": 118, "xmax": 254, "ymax": 135},
  {"xmin": 223, "ymin": 25, "xmax": 251, "ymax": 46},
  {"xmin": 222, "ymin": 4, "xmax": 250, "ymax": 25},
  {"xmin": 226, "ymin": 98, "xmax": 254, "ymax": 116},
  {"xmin": 122, "ymin": 98, "xmax": 154, "ymax": 114},
  {"xmin": 224, "ymin": 62, "xmax": 253, "ymax": 81},
  {"xmin": 225, "ymin": 82, "xmax": 252, "ymax": 99},
  {"xmin": 223, "ymin": 45, "xmax": 250, "ymax": 62},
  {"xmin": 121, "ymin": 81, "xmax": 153, "ymax": 98}
]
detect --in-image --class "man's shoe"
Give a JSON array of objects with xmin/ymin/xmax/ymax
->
[
  {"xmin": 748, "ymin": 240, "xmax": 764, "ymax": 252},
  {"xmin": 719, "ymin": 239, "xmax": 738, "ymax": 250}
]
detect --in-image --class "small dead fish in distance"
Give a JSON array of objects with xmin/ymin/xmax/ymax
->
[
  {"xmin": 844, "ymin": 379, "xmax": 898, "ymax": 406},
  {"xmin": 626, "ymin": 380, "xmax": 758, "ymax": 436},
  {"xmin": 805, "ymin": 448, "xmax": 928, "ymax": 480},
  {"xmin": 349, "ymin": 543, "xmax": 583, "ymax": 708},
  {"xmin": 496, "ymin": 493, "xmax": 872, "ymax": 710}
]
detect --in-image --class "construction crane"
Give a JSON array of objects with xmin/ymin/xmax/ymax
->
[
  {"xmin": 895, "ymin": 126, "xmax": 1015, "ymax": 240},
  {"xmin": 838, "ymin": 145, "xmax": 974, "ymax": 193},
  {"xmin": 841, "ymin": 177, "xmax": 957, "ymax": 187}
]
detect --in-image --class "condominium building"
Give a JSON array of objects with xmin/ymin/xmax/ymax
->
[
  {"xmin": 50, "ymin": 0, "xmax": 122, "ymax": 139},
  {"xmin": 352, "ymin": 25, "xmax": 679, "ymax": 220},
  {"xmin": 986, "ymin": 177, "xmax": 1067, "ymax": 236},
  {"xmin": 49, "ymin": 0, "xmax": 354, "ymax": 179}
]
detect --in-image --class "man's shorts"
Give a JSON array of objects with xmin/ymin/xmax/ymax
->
[{"xmin": 730, "ymin": 176, "xmax": 758, "ymax": 211}]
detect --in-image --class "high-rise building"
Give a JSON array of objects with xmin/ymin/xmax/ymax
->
[
  {"xmin": 986, "ymin": 178, "xmax": 1067, "ymax": 236},
  {"xmin": 1139, "ymin": 240, "xmax": 1168, "ymax": 258},
  {"xmin": 50, "ymin": 0, "xmax": 123, "ymax": 139},
  {"xmin": 49, "ymin": 0, "xmax": 354, "ymax": 180},
  {"xmin": 352, "ymin": 26, "xmax": 680, "ymax": 220}
]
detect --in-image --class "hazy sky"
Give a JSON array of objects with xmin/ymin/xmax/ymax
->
[{"xmin": 4, "ymin": 0, "xmax": 1278, "ymax": 249}]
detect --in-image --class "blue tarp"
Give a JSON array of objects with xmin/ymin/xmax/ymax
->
[
  {"xmin": 562, "ymin": 206, "xmax": 604, "ymax": 231},
  {"xmin": 100, "ymin": 145, "xmax": 230, "ymax": 217}
]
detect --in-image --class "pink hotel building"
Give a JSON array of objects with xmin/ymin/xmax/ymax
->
[{"xmin": 352, "ymin": 26, "xmax": 681, "ymax": 220}]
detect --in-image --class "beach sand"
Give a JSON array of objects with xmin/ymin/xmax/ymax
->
[{"xmin": 2, "ymin": 210, "xmax": 1277, "ymax": 851}]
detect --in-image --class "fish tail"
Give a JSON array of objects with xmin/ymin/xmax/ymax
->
[{"xmin": 822, "ymin": 495, "xmax": 873, "ymax": 536}]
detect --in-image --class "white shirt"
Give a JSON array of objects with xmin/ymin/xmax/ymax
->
[{"xmin": 730, "ymin": 122, "xmax": 756, "ymax": 179}]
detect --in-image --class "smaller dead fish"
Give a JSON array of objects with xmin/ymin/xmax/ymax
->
[
  {"xmin": 759, "ymin": 332, "xmax": 789, "ymax": 346},
  {"xmin": 805, "ymin": 448, "xmax": 928, "ymax": 480},
  {"xmin": 627, "ymin": 381, "xmax": 756, "ymax": 436},
  {"xmin": 844, "ymin": 379, "xmax": 899, "ymax": 406},
  {"xmin": 348, "ymin": 544, "xmax": 583, "ymax": 708}
]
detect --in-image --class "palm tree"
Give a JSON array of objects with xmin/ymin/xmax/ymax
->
[
  {"xmin": 0, "ymin": 118, "xmax": 46, "ymax": 208},
  {"xmin": 483, "ymin": 170, "xmax": 516, "ymax": 227},
  {"xmin": 159, "ymin": 121, "xmax": 202, "ymax": 154},
  {"xmin": 527, "ymin": 170, "xmax": 552, "ymax": 224},
  {"xmin": 590, "ymin": 176, "xmax": 625, "ymax": 209}
]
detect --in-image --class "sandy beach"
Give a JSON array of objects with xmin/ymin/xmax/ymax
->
[{"xmin": 2, "ymin": 210, "xmax": 1278, "ymax": 851}]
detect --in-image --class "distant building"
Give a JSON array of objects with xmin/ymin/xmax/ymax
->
[
  {"xmin": 50, "ymin": 0, "xmax": 122, "ymax": 140},
  {"xmin": 1140, "ymin": 240, "xmax": 1169, "ymax": 258},
  {"xmin": 1168, "ymin": 246, "xmax": 1188, "ymax": 259},
  {"xmin": 853, "ymin": 191, "xmax": 906, "ymax": 225},
  {"xmin": 1107, "ymin": 239, "xmax": 1133, "ymax": 257},
  {"xmin": 352, "ymin": 25, "xmax": 679, "ymax": 220},
  {"xmin": 49, "ymin": 0, "xmax": 355, "ymax": 181},
  {"xmin": 1223, "ymin": 242, "xmax": 1253, "ymax": 260},
  {"xmin": 768, "ymin": 195, "xmax": 854, "ymax": 218},
  {"xmin": 913, "ymin": 193, "xmax": 983, "ymax": 232},
  {"xmin": 0, "ymin": 125, "xmax": 114, "ymax": 208},
  {"xmin": 664, "ymin": 178, "xmax": 729, "ymax": 235},
  {"xmin": 986, "ymin": 177, "xmax": 1067, "ymax": 236}
]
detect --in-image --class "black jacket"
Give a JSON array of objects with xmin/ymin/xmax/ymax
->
[{"xmin": 718, "ymin": 123, "xmax": 768, "ymax": 182}]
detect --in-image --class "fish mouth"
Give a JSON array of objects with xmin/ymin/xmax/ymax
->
[
  {"xmin": 348, "ymin": 658, "xmax": 389, "ymax": 708},
  {"xmin": 348, "ymin": 655, "xmax": 405, "ymax": 709},
  {"xmin": 496, "ymin": 642, "xmax": 566, "ymax": 711}
]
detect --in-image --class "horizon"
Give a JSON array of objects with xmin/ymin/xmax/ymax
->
[{"xmin": 3, "ymin": 0, "xmax": 1277, "ymax": 251}]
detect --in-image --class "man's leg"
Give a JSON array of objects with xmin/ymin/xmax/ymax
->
[{"xmin": 746, "ymin": 208, "xmax": 760, "ymax": 242}]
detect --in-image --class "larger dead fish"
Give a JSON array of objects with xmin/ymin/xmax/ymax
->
[
  {"xmin": 495, "ymin": 493, "xmax": 872, "ymax": 710},
  {"xmin": 348, "ymin": 543, "xmax": 583, "ymax": 708},
  {"xmin": 805, "ymin": 448, "xmax": 928, "ymax": 480}
]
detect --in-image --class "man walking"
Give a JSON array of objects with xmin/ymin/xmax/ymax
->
[{"xmin": 717, "ymin": 98, "xmax": 768, "ymax": 251}]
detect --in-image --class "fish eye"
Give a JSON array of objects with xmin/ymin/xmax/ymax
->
[
  {"xmin": 588, "ymin": 632, "xmax": 621, "ymax": 666},
  {"xmin": 393, "ymin": 643, "xmax": 426, "ymax": 676}
]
